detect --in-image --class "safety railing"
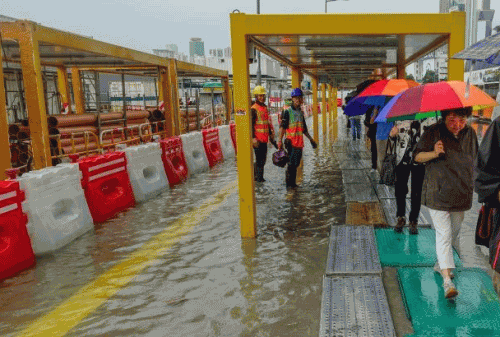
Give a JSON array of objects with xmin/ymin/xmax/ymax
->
[
  {"xmin": 99, "ymin": 124, "xmax": 146, "ymax": 151},
  {"xmin": 49, "ymin": 131, "xmax": 101, "ymax": 160}
]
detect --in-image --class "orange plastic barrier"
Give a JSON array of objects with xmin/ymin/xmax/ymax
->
[
  {"xmin": 202, "ymin": 128, "xmax": 224, "ymax": 168},
  {"xmin": 0, "ymin": 180, "xmax": 35, "ymax": 280},
  {"xmin": 230, "ymin": 123, "xmax": 237, "ymax": 154},
  {"xmin": 77, "ymin": 152, "xmax": 135, "ymax": 223},
  {"xmin": 160, "ymin": 137, "xmax": 189, "ymax": 187}
]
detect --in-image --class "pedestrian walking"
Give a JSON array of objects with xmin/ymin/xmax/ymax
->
[
  {"xmin": 414, "ymin": 107, "xmax": 478, "ymax": 299},
  {"xmin": 349, "ymin": 113, "xmax": 362, "ymax": 141},
  {"xmin": 365, "ymin": 106, "xmax": 378, "ymax": 171},
  {"xmin": 474, "ymin": 115, "xmax": 500, "ymax": 295},
  {"xmin": 390, "ymin": 120, "xmax": 425, "ymax": 235},
  {"xmin": 251, "ymin": 85, "xmax": 275, "ymax": 182},
  {"xmin": 277, "ymin": 88, "xmax": 317, "ymax": 188}
]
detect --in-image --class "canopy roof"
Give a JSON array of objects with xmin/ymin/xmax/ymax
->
[
  {"xmin": 0, "ymin": 20, "xmax": 228, "ymax": 78},
  {"xmin": 232, "ymin": 12, "xmax": 466, "ymax": 87}
]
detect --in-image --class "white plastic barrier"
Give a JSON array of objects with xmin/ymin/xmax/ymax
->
[
  {"xmin": 123, "ymin": 142, "xmax": 169, "ymax": 202},
  {"xmin": 217, "ymin": 125, "xmax": 235, "ymax": 159},
  {"xmin": 180, "ymin": 131, "xmax": 209, "ymax": 175},
  {"xmin": 17, "ymin": 164, "xmax": 93, "ymax": 255}
]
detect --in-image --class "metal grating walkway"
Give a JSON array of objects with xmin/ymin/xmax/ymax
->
[
  {"xmin": 342, "ymin": 170, "xmax": 371, "ymax": 185},
  {"xmin": 344, "ymin": 183, "xmax": 378, "ymax": 202},
  {"xmin": 319, "ymin": 275, "xmax": 396, "ymax": 337},
  {"xmin": 326, "ymin": 226, "xmax": 382, "ymax": 275},
  {"xmin": 380, "ymin": 199, "xmax": 433, "ymax": 227},
  {"xmin": 339, "ymin": 159, "xmax": 372, "ymax": 170}
]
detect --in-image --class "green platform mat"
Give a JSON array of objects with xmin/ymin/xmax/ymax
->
[
  {"xmin": 405, "ymin": 327, "xmax": 500, "ymax": 337},
  {"xmin": 398, "ymin": 267, "xmax": 500, "ymax": 335},
  {"xmin": 375, "ymin": 228, "xmax": 462, "ymax": 267}
]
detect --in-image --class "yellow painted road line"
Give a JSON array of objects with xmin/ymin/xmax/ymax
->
[{"xmin": 17, "ymin": 180, "xmax": 238, "ymax": 337}]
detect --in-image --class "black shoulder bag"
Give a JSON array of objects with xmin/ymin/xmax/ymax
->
[{"xmin": 379, "ymin": 138, "xmax": 397, "ymax": 186}]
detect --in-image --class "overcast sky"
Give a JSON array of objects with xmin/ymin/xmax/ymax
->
[{"xmin": 2, "ymin": 0, "xmax": 500, "ymax": 55}]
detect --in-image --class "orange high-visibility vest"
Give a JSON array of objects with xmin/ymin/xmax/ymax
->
[
  {"xmin": 252, "ymin": 103, "xmax": 270, "ymax": 143},
  {"xmin": 285, "ymin": 108, "xmax": 304, "ymax": 148}
]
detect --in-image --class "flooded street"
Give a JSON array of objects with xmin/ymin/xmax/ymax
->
[{"xmin": 0, "ymin": 118, "xmax": 345, "ymax": 337}]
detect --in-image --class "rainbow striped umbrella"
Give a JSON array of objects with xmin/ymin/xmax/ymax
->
[
  {"xmin": 378, "ymin": 81, "xmax": 497, "ymax": 121},
  {"xmin": 344, "ymin": 79, "xmax": 419, "ymax": 116}
]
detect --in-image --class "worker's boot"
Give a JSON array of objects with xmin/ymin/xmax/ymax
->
[
  {"xmin": 254, "ymin": 164, "xmax": 259, "ymax": 182},
  {"xmin": 286, "ymin": 168, "xmax": 298, "ymax": 188},
  {"xmin": 256, "ymin": 166, "xmax": 265, "ymax": 182}
]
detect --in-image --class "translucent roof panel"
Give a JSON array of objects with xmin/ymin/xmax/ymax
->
[{"xmin": 251, "ymin": 33, "xmax": 448, "ymax": 87}]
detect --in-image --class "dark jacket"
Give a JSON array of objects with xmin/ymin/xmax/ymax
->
[
  {"xmin": 364, "ymin": 106, "xmax": 377, "ymax": 139},
  {"xmin": 475, "ymin": 116, "xmax": 500, "ymax": 205},
  {"xmin": 414, "ymin": 122, "xmax": 478, "ymax": 212}
]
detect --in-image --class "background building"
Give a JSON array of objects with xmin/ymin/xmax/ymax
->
[{"xmin": 189, "ymin": 38, "xmax": 205, "ymax": 57}]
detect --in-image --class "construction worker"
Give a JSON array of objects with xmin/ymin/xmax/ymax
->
[
  {"xmin": 251, "ymin": 85, "xmax": 275, "ymax": 182},
  {"xmin": 277, "ymin": 88, "xmax": 317, "ymax": 188}
]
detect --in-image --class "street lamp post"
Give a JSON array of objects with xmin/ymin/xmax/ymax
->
[
  {"xmin": 256, "ymin": 0, "xmax": 261, "ymax": 85},
  {"xmin": 325, "ymin": 0, "xmax": 347, "ymax": 13}
]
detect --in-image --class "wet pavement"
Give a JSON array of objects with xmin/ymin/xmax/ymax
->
[
  {"xmin": 0, "ymin": 116, "xmax": 342, "ymax": 337},
  {"xmin": 0, "ymin": 112, "xmax": 497, "ymax": 337}
]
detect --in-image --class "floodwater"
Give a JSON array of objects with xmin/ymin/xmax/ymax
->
[{"xmin": 0, "ymin": 117, "xmax": 346, "ymax": 337}]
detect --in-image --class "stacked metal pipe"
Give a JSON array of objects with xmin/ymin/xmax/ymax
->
[
  {"xmin": 180, "ymin": 108, "xmax": 208, "ymax": 132},
  {"xmin": 48, "ymin": 111, "xmax": 151, "ymax": 154}
]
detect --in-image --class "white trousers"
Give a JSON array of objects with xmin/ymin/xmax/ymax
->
[{"xmin": 428, "ymin": 209, "xmax": 464, "ymax": 270}]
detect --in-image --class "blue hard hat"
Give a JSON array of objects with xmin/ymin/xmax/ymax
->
[{"xmin": 291, "ymin": 88, "xmax": 303, "ymax": 97}]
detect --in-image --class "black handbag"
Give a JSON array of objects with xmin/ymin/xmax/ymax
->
[
  {"xmin": 475, "ymin": 204, "xmax": 497, "ymax": 247},
  {"xmin": 379, "ymin": 139, "xmax": 397, "ymax": 186},
  {"xmin": 487, "ymin": 208, "xmax": 500, "ymax": 273}
]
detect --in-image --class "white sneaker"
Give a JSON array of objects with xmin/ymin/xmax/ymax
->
[
  {"xmin": 443, "ymin": 279, "xmax": 458, "ymax": 299},
  {"xmin": 434, "ymin": 263, "xmax": 455, "ymax": 279}
]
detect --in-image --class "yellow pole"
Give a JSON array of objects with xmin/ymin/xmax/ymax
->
[
  {"xmin": 71, "ymin": 67, "xmax": 85, "ymax": 114},
  {"xmin": 222, "ymin": 77, "xmax": 231, "ymax": 124},
  {"xmin": 157, "ymin": 77, "xmax": 164, "ymax": 103},
  {"xmin": 56, "ymin": 66, "xmax": 72, "ymax": 114},
  {"xmin": 397, "ymin": 35, "xmax": 406, "ymax": 79},
  {"xmin": 231, "ymin": 13, "xmax": 256, "ymax": 238},
  {"xmin": 159, "ymin": 68, "xmax": 174, "ymax": 137},
  {"xmin": 312, "ymin": 77, "xmax": 319, "ymax": 143},
  {"xmin": 168, "ymin": 59, "xmax": 181, "ymax": 135},
  {"xmin": 328, "ymin": 84, "xmax": 333, "ymax": 134},
  {"xmin": 291, "ymin": 67, "xmax": 301, "ymax": 89},
  {"xmin": 321, "ymin": 83, "xmax": 327, "ymax": 136},
  {"xmin": 0, "ymin": 57, "xmax": 11, "ymax": 179},
  {"xmin": 332, "ymin": 87, "xmax": 338, "ymax": 140},
  {"xmin": 448, "ymin": 14, "xmax": 466, "ymax": 81},
  {"xmin": 18, "ymin": 24, "xmax": 52, "ymax": 169}
]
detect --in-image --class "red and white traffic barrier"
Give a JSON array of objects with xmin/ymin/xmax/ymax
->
[
  {"xmin": 124, "ymin": 143, "xmax": 169, "ymax": 202},
  {"xmin": 160, "ymin": 137, "xmax": 189, "ymax": 187},
  {"xmin": 217, "ymin": 125, "xmax": 235, "ymax": 160},
  {"xmin": 0, "ymin": 180, "xmax": 35, "ymax": 280},
  {"xmin": 78, "ymin": 152, "xmax": 135, "ymax": 223},
  {"xmin": 180, "ymin": 131, "xmax": 209, "ymax": 175},
  {"xmin": 17, "ymin": 164, "xmax": 93, "ymax": 255},
  {"xmin": 229, "ymin": 123, "xmax": 237, "ymax": 154},
  {"xmin": 202, "ymin": 128, "xmax": 224, "ymax": 168}
]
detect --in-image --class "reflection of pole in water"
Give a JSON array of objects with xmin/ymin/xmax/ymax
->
[{"xmin": 238, "ymin": 239, "xmax": 262, "ymax": 328}]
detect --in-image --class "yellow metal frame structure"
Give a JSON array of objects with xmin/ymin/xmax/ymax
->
[
  {"xmin": 0, "ymin": 20, "xmax": 229, "ymax": 174},
  {"xmin": 230, "ymin": 12, "xmax": 465, "ymax": 238}
]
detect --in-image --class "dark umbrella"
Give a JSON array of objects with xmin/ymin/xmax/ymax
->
[{"xmin": 453, "ymin": 31, "xmax": 500, "ymax": 64}]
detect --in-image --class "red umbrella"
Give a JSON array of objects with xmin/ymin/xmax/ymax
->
[
  {"xmin": 357, "ymin": 79, "xmax": 420, "ymax": 97},
  {"xmin": 382, "ymin": 81, "xmax": 497, "ymax": 120}
]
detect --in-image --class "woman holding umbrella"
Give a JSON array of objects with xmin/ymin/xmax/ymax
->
[
  {"xmin": 414, "ymin": 106, "xmax": 477, "ymax": 299},
  {"xmin": 379, "ymin": 81, "xmax": 496, "ymax": 299}
]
